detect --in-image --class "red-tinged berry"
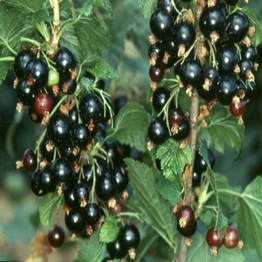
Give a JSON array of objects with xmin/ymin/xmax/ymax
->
[
  {"xmin": 47, "ymin": 225, "xmax": 65, "ymax": 248},
  {"xmin": 206, "ymin": 227, "xmax": 224, "ymax": 255},
  {"xmin": 33, "ymin": 93, "xmax": 53, "ymax": 116},
  {"xmin": 149, "ymin": 65, "xmax": 165, "ymax": 83},
  {"xmin": 230, "ymin": 99, "xmax": 246, "ymax": 117},
  {"xmin": 224, "ymin": 226, "xmax": 241, "ymax": 249},
  {"xmin": 22, "ymin": 148, "xmax": 37, "ymax": 172},
  {"xmin": 177, "ymin": 220, "xmax": 197, "ymax": 237},
  {"xmin": 176, "ymin": 205, "xmax": 195, "ymax": 229}
]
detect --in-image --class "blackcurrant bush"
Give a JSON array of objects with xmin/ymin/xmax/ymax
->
[
  {"xmin": 25, "ymin": 58, "xmax": 49, "ymax": 89},
  {"xmin": 150, "ymin": 8, "xmax": 174, "ymax": 41},
  {"xmin": 226, "ymin": 12, "xmax": 249, "ymax": 43},
  {"xmin": 14, "ymin": 50, "xmax": 35, "ymax": 78},
  {"xmin": 22, "ymin": 148, "xmax": 37, "ymax": 172},
  {"xmin": 148, "ymin": 118, "xmax": 169, "ymax": 145},
  {"xmin": 47, "ymin": 225, "xmax": 65, "ymax": 248}
]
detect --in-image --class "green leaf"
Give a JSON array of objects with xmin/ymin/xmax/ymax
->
[
  {"xmin": 38, "ymin": 193, "xmax": 63, "ymax": 228},
  {"xmin": 238, "ymin": 176, "xmax": 262, "ymax": 260},
  {"xmin": 241, "ymin": 6, "xmax": 262, "ymax": 46},
  {"xmin": 199, "ymin": 142, "xmax": 228, "ymax": 230},
  {"xmin": 137, "ymin": 0, "xmax": 157, "ymax": 19},
  {"xmin": 125, "ymin": 158, "xmax": 177, "ymax": 248},
  {"xmin": 107, "ymin": 102, "xmax": 149, "ymax": 152},
  {"xmin": 156, "ymin": 173, "xmax": 182, "ymax": 206},
  {"xmin": 156, "ymin": 139, "xmax": 191, "ymax": 182},
  {"xmin": 87, "ymin": 61, "xmax": 119, "ymax": 80},
  {"xmin": 99, "ymin": 215, "xmax": 119, "ymax": 243},
  {"xmin": 76, "ymin": 231, "xmax": 106, "ymax": 262},
  {"xmin": 77, "ymin": 1, "xmax": 96, "ymax": 16},
  {"xmin": 95, "ymin": 0, "xmax": 113, "ymax": 16},
  {"xmin": 75, "ymin": 16, "xmax": 107, "ymax": 62},
  {"xmin": 187, "ymin": 232, "xmax": 245, "ymax": 262},
  {"xmin": 2, "ymin": 0, "xmax": 46, "ymax": 13},
  {"xmin": 199, "ymin": 107, "xmax": 245, "ymax": 154}
]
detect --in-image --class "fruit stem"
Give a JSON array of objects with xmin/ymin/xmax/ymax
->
[
  {"xmin": 50, "ymin": 0, "xmax": 60, "ymax": 47},
  {"xmin": 0, "ymin": 57, "xmax": 14, "ymax": 62},
  {"xmin": 20, "ymin": 37, "xmax": 41, "ymax": 47},
  {"xmin": 0, "ymin": 36, "xmax": 17, "ymax": 55},
  {"xmin": 176, "ymin": 90, "xmax": 199, "ymax": 262}
]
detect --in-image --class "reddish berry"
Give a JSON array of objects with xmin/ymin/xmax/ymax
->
[
  {"xmin": 47, "ymin": 225, "xmax": 65, "ymax": 248},
  {"xmin": 22, "ymin": 148, "xmax": 37, "ymax": 172},
  {"xmin": 33, "ymin": 93, "xmax": 53, "ymax": 116},
  {"xmin": 224, "ymin": 226, "xmax": 240, "ymax": 249}
]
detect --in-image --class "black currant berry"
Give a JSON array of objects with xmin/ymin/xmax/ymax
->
[
  {"xmin": 103, "ymin": 140, "xmax": 121, "ymax": 168},
  {"xmin": 152, "ymin": 87, "xmax": 170, "ymax": 113},
  {"xmin": 84, "ymin": 71, "xmax": 105, "ymax": 90},
  {"xmin": 54, "ymin": 47, "xmax": 76, "ymax": 75},
  {"xmin": 95, "ymin": 171, "xmax": 118, "ymax": 201},
  {"xmin": 150, "ymin": 8, "xmax": 174, "ymax": 41},
  {"xmin": 68, "ymin": 106, "xmax": 79, "ymax": 126},
  {"xmin": 206, "ymin": 227, "xmax": 224, "ymax": 249},
  {"xmin": 180, "ymin": 59, "xmax": 203, "ymax": 89},
  {"xmin": 224, "ymin": 226, "xmax": 240, "ymax": 249},
  {"xmin": 148, "ymin": 41, "xmax": 165, "ymax": 64},
  {"xmin": 59, "ymin": 142, "xmax": 80, "ymax": 162},
  {"xmin": 61, "ymin": 78, "xmax": 77, "ymax": 95},
  {"xmin": 15, "ymin": 79, "xmax": 38, "ymax": 106},
  {"xmin": 33, "ymin": 93, "xmax": 53, "ymax": 116},
  {"xmin": 31, "ymin": 170, "xmax": 46, "ymax": 197},
  {"xmin": 216, "ymin": 43, "xmax": 238, "ymax": 75},
  {"xmin": 65, "ymin": 208, "xmax": 86, "ymax": 234},
  {"xmin": 22, "ymin": 148, "xmax": 37, "ymax": 172},
  {"xmin": 73, "ymin": 182, "xmax": 89, "ymax": 207},
  {"xmin": 47, "ymin": 225, "xmax": 65, "ymax": 248},
  {"xmin": 171, "ymin": 119, "xmax": 190, "ymax": 141},
  {"xmin": 25, "ymin": 58, "xmax": 49, "ymax": 89},
  {"xmin": 113, "ymin": 95, "xmax": 128, "ymax": 115},
  {"xmin": 70, "ymin": 123, "xmax": 91, "ymax": 149},
  {"xmin": 40, "ymin": 136, "xmax": 55, "ymax": 161},
  {"xmin": 112, "ymin": 166, "xmax": 129, "ymax": 193},
  {"xmin": 149, "ymin": 65, "xmax": 165, "ymax": 83},
  {"xmin": 107, "ymin": 239, "xmax": 128, "ymax": 259},
  {"xmin": 38, "ymin": 163, "xmax": 56, "ymax": 193},
  {"xmin": 157, "ymin": 0, "xmax": 180, "ymax": 20},
  {"xmin": 168, "ymin": 107, "xmax": 184, "ymax": 127},
  {"xmin": 238, "ymin": 59, "xmax": 254, "ymax": 80},
  {"xmin": 64, "ymin": 184, "xmax": 78, "ymax": 208},
  {"xmin": 148, "ymin": 118, "xmax": 169, "ymax": 145},
  {"xmin": 226, "ymin": 12, "xmax": 249, "ymax": 43},
  {"xmin": 14, "ymin": 50, "xmax": 35, "ymax": 78},
  {"xmin": 177, "ymin": 220, "xmax": 197, "ymax": 237},
  {"xmin": 241, "ymin": 45, "xmax": 258, "ymax": 63},
  {"xmin": 199, "ymin": 7, "xmax": 226, "ymax": 41},
  {"xmin": 216, "ymin": 75, "xmax": 237, "ymax": 105},
  {"xmin": 118, "ymin": 224, "xmax": 140, "ymax": 250},
  {"xmin": 79, "ymin": 93, "xmax": 103, "ymax": 124},
  {"xmin": 47, "ymin": 113, "xmax": 71, "ymax": 146},
  {"xmin": 176, "ymin": 205, "xmax": 195, "ymax": 230},
  {"xmin": 83, "ymin": 202, "xmax": 101, "ymax": 225}
]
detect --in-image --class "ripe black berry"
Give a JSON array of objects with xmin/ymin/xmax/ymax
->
[
  {"xmin": 22, "ymin": 148, "xmax": 37, "ymax": 172},
  {"xmin": 171, "ymin": 119, "xmax": 190, "ymax": 141},
  {"xmin": 107, "ymin": 239, "xmax": 128, "ymax": 259},
  {"xmin": 40, "ymin": 136, "xmax": 55, "ymax": 161},
  {"xmin": 14, "ymin": 50, "xmax": 35, "ymax": 78},
  {"xmin": 65, "ymin": 208, "xmax": 86, "ymax": 234},
  {"xmin": 241, "ymin": 45, "xmax": 258, "ymax": 63},
  {"xmin": 113, "ymin": 95, "xmax": 128, "ymax": 115},
  {"xmin": 226, "ymin": 12, "xmax": 249, "ymax": 42},
  {"xmin": 83, "ymin": 202, "xmax": 101, "ymax": 225},
  {"xmin": 149, "ymin": 65, "xmax": 165, "ymax": 83},
  {"xmin": 31, "ymin": 170, "xmax": 46, "ymax": 196},
  {"xmin": 148, "ymin": 118, "xmax": 169, "ymax": 145},
  {"xmin": 113, "ymin": 166, "xmax": 129, "ymax": 193},
  {"xmin": 148, "ymin": 41, "xmax": 165, "ymax": 64},
  {"xmin": 15, "ymin": 79, "xmax": 38, "ymax": 106},
  {"xmin": 38, "ymin": 164, "xmax": 56, "ymax": 193},
  {"xmin": 118, "ymin": 224, "xmax": 140, "ymax": 249},
  {"xmin": 177, "ymin": 220, "xmax": 197, "ymax": 237},
  {"xmin": 84, "ymin": 71, "xmax": 105, "ymax": 90},
  {"xmin": 150, "ymin": 8, "xmax": 174, "ymax": 41},
  {"xmin": 152, "ymin": 87, "xmax": 170, "ymax": 113},
  {"xmin": 103, "ymin": 140, "xmax": 121, "ymax": 168},
  {"xmin": 238, "ymin": 59, "xmax": 254, "ymax": 80},
  {"xmin": 216, "ymin": 75, "xmax": 238, "ymax": 105},
  {"xmin": 47, "ymin": 225, "xmax": 65, "ymax": 248},
  {"xmin": 70, "ymin": 123, "xmax": 91, "ymax": 149},
  {"xmin": 61, "ymin": 78, "xmax": 77, "ymax": 94},
  {"xmin": 25, "ymin": 58, "xmax": 49, "ymax": 89},
  {"xmin": 73, "ymin": 182, "xmax": 89, "ymax": 207},
  {"xmin": 54, "ymin": 47, "xmax": 76, "ymax": 75}
]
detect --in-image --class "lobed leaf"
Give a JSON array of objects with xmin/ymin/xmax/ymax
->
[
  {"xmin": 125, "ymin": 158, "xmax": 177, "ymax": 248},
  {"xmin": 107, "ymin": 102, "xmax": 149, "ymax": 152},
  {"xmin": 87, "ymin": 61, "xmax": 119, "ymax": 80},
  {"xmin": 137, "ymin": 0, "xmax": 157, "ymax": 19},
  {"xmin": 156, "ymin": 139, "xmax": 192, "ymax": 182},
  {"xmin": 99, "ymin": 215, "xmax": 119, "ymax": 243}
]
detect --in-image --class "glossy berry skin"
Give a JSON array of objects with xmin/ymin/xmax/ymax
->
[
  {"xmin": 173, "ymin": 22, "xmax": 196, "ymax": 50},
  {"xmin": 47, "ymin": 70, "xmax": 59, "ymax": 86},
  {"xmin": 31, "ymin": 170, "xmax": 46, "ymax": 197},
  {"xmin": 119, "ymin": 224, "xmax": 140, "ymax": 250},
  {"xmin": 150, "ymin": 8, "xmax": 174, "ymax": 41},
  {"xmin": 33, "ymin": 93, "xmax": 53, "ymax": 116},
  {"xmin": 216, "ymin": 44, "xmax": 238, "ymax": 75},
  {"xmin": 107, "ymin": 239, "xmax": 128, "ymax": 259},
  {"xmin": 230, "ymin": 100, "xmax": 246, "ymax": 117},
  {"xmin": 226, "ymin": 12, "xmax": 249, "ymax": 42},
  {"xmin": 47, "ymin": 225, "xmax": 65, "ymax": 248},
  {"xmin": 16, "ymin": 79, "xmax": 38, "ymax": 106},
  {"xmin": 238, "ymin": 59, "xmax": 254, "ymax": 80},
  {"xmin": 168, "ymin": 107, "xmax": 184, "ymax": 127},
  {"xmin": 65, "ymin": 208, "xmax": 86, "ymax": 234},
  {"xmin": 83, "ymin": 202, "xmax": 101, "ymax": 225},
  {"xmin": 79, "ymin": 94, "xmax": 103, "ymax": 123},
  {"xmin": 52, "ymin": 157, "xmax": 75, "ymax": 187},
  {"xmin": 171, "ymin": 119, "xmax": 190, "ymax": 141},
  {"xmin": 38, "ymin": 164, "xmax": 56, "ymax": 193},
  {"xmin": 149, "ymin": 65, "xmax": 165, "ymax": 83},
  {"xmin": 73, "ymin": 182, "xmax": 89, "ymax": 207},
  {"xmin": 152, "ymin": 87, "xmax": 170, "ymax": 113},
  {"xmin": 180, "ymin": 59, "xmax": 203, "ymax": 89},
  {"xmin": 64, "ymin": 185, "xmax": 78, "ymax": 208},
  {"xmin": 113, "ymin": 95, "xmax": 128, "ymax": 115},
  {"xmin": 84, "ymin": 71, "xmax": 105, "ymax": 90},
  {"xmin": 95, "ymin": 171, "xmax": 118, "ymax": 201},
  {"xmin": 197, "ymin": 67, "xmax": 219, "ymax": 101},
  {"xmin": 157, "ymin": 0, "xmax": 180, "ymax": 19},
  {"xmin": 25, "ymin": 58, "xmax": 49, "ymax": 89},
  {"xmin": 61, "ymin": 78, "xmax": 77, "ymax": 94},
  {"xmin": 148, "ymin": 41, "xmax": 165, "ymax": 63},
  {"xmin": 40, "ymin": 136, "xmax": 55, "ymax": 161},
  {"xmin": 194, "ymin": 150, "xmax": 215, "ymax": 174},
  {"xmin": 70, "ymin": 123, "xmax": 90, "ymax": 149},
  {"xmin": 148, "ymin": 118, "xmax": 169, "ymax": 145},
  {"xmin": 216, "ymin": 76, "xmax": 238, "ymax": 105},
  {"xmin": 224, "ymin": 226, "xmax": 239, "ymax": 249},
  {"xmin": 14, "ymin": 50, "xmax": 35, "ymax": 78},
  {"xmin": 241, "ymin": 45, "xmax": 258, "ymax": 63},
  {"xmin": 54, "ymin": 47, "xmax": 76, "ymax": 75},
  {"xmin": 199, "ymin": 7, "xmax": 226, "ymax": 40},
  {"xmin": 177, "ymin": 220, "xmax": 197, "ymax": 237},
  {"xmin": 206, "ymin": 227, "xmax": 224, "ymax": 248},
  {"xmin": 68, "ymin": 106, "xmax": 79, "ymax": 126},
  {"xmin": 47, "ymin": 113, "xmax": 71, "ymax": 146},
  {"xmin": 22, "ymin": 148, "xmax": 37, "ymax": 172},
  {"xmin": 113, "ymin": 166, "xmax": 129, "ymax": 193},
  {"xmin": 224, "ymin": 0, "xmax": 238, "ymax": 5},
  {"xmin": 176, "ymin": 205, "xmax": 195, "ymax": 229},
  {"xmin": 103, "ymin": 140, "xmax": 121, "ymax": 168}
]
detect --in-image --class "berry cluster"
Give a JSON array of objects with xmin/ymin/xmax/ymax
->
[
  {"xmin": 147, "ymin": 0, "xmax": 255, "ymax": 251},
  {"xmin": 15, "ymin": 45, "xmax": 140, "ymax": 258},
  {"xmin": 206, "ymin": 226, "xmax": 243, "ymax": 255}
]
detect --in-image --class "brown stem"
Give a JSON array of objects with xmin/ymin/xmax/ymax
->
[
  {"xmin": 176, "ymin": 90, "xmax": 200, "ymax": 262},
  {"xmin": 49, "ymin": 0, "xmax": 60, "ymax": 47}
]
